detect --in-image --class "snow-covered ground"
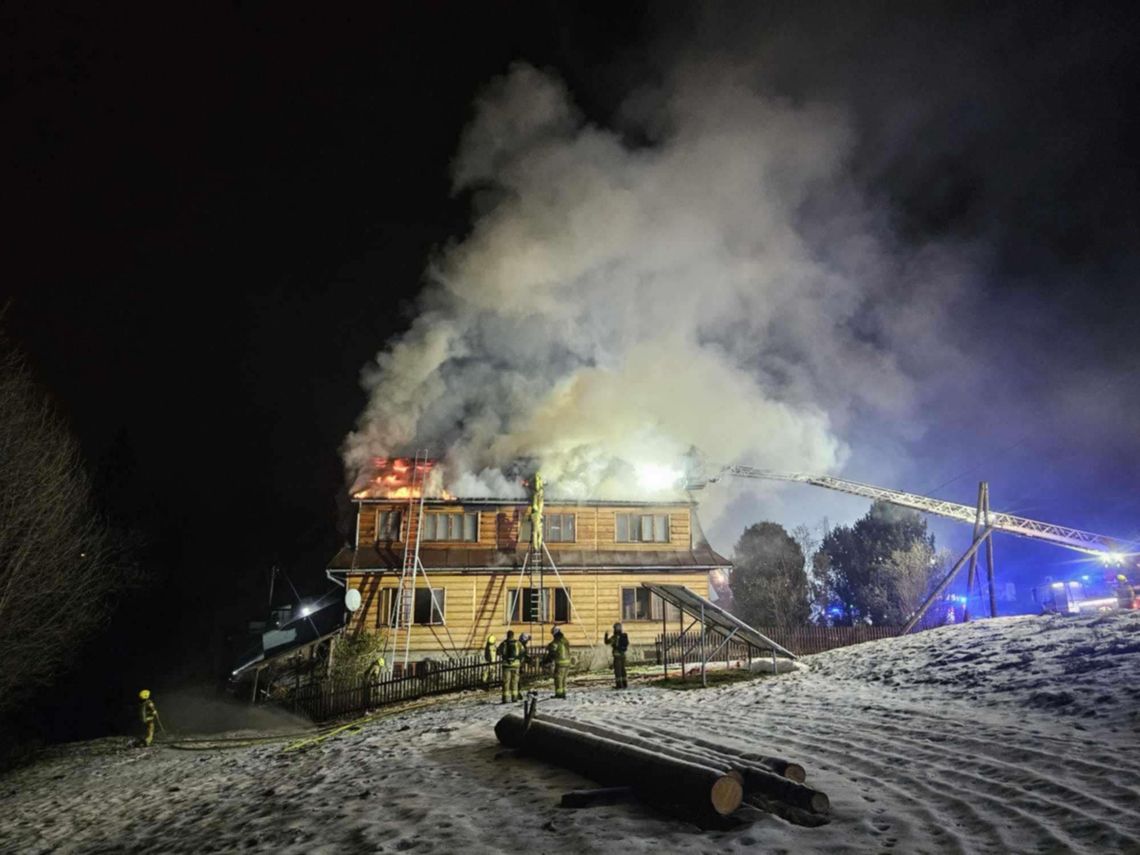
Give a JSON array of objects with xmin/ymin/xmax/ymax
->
[{"xmin": 3, "ymin": 611, "xmax": 1139, "ymax": 854}]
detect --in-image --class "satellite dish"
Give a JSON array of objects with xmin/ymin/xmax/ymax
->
[{"xmin": 345, "ymin": 588, "xmax": 362, "ymax": 612}]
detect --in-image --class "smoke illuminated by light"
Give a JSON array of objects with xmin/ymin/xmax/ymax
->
[{"xmin": 636, "ymin": 463, "xmax": 684, "ymax": 492}]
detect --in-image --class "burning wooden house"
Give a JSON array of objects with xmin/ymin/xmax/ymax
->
[{"xmin": 326, "ymin": 457, "xmax": 731, "ymax": 662}]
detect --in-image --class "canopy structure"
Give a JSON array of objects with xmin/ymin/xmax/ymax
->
[{"xmin": 641, "ymin": 583, "xmax": 796, "ymax": 687}]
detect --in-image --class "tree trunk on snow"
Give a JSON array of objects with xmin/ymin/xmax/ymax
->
[
  {"xmin": 495, "ymin": 714, "xmax": 743, "ymax": 817},
  {"xmin": 540, "ymin": 713, "xmax": 808, "ymax": 784}
]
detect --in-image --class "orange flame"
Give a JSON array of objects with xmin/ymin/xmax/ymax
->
[{"xmin": 352, "ymin": 457, "xmax": 452, "ymax": 500}]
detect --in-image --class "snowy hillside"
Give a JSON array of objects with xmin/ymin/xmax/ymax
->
[{"xmin": 2, "ymin": 611, "xmax": 1138, "ymax": 853}]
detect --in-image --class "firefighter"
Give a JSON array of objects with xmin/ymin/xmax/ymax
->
[
  {"xmin": 366, "ymin": 656, "xmax": 386, "ymax": 681},
  {"xmin": 497, "ymin": 630, "xmax": 523, "ymax": 703},
  {"xmin": 604, "ymin": 621, "xmax": 630, "ymax": 689},
  {"xmin": 365, "ymin": 656, "xmax": 386, "ymax": 707},
  {"xmin": 1117, "ymin": 575, "xmax": 1136, "ymax": 610},
  {"xmin": 482, "ymin": 634, "xmax": 498, "ymax": 685},
  {"xmin": 138, "ymin": 689, "xmax": 160, "ymax": 747},
  {"xmin": 543, "ymin": 626, "xmax": 572, "ymax": 699},
  {"xmin": 518, "ymin": 632, "xmax": 531, "ymax": 652}
]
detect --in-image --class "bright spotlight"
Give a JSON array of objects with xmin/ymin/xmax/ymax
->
[
  {"xmin": 636, "ymin": 463, "xmax": 682, "ymax": 491},
  {"xmin": 299, "ymin": 605, "xmax": 313, "ymax": 617},
  {"xmin": 1102, "ymin": 552, "xmax": 1126, "ymax": 566}
]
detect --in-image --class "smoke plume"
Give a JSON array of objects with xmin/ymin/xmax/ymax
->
[{"xmin": 344, "ymin": 59, "xmax": 973, "ymax": 507}]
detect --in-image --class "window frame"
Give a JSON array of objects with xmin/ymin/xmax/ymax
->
[
  {"xmin": 621, "ymin": 588, "xmax": 680, "ymax": 621},
  {"xmin": 412, "ymin": 587, "xmax": 446, "ymax": 625},
  {"xmin": 615, "ymin": 512, "xmax": 670, "ymax": 543},
  {"xmin": 376, "ymin": 509, "xmax": 403, "ymax": 541},
  {"xmin": 518, "ymin": 512, "xmax": 576, "ymax": 544},
  {"xmin": 422, "ymin": 511, "xmax": 479, "ymax": 542}
]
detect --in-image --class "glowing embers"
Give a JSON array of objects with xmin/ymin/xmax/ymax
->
[{"xmin": 351, "ymin": 457, "xmax": 451, "ymax": 500}]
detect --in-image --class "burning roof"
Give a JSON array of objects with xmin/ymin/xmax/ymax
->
[{"xmin": 351, "ymin": 457, "xmax": 451, "ymax": 500}]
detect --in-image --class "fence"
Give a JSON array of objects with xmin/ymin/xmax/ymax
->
[
  {"xmin": 284, "ymin": 653, "xmax": 543, "ymax": 722},
  {"xmin": 657, "ymin": 624, "xmax": 902, "ymax": 666}
]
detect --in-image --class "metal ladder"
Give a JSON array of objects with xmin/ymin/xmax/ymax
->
[{"xmin": 387, "ymin": 451, "xmax": 428, "ymax": 671}]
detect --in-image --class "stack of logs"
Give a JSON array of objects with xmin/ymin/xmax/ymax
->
[{"xmin": 494, "ymin": 712, "xmax": 830, "ymax": 825}]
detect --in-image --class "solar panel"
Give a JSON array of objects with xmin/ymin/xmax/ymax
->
[{"xmin": 640, "ymin": 582, "xmax": 797, "ymax": 660}]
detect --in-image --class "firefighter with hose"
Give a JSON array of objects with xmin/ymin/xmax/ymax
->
[
  {"xmin": 138, "ymin": 689, "xmax": 162, "ymax": 747},
  {"xmin": 604, "ymin": 621, "xmax": 630, "ymax": 689}
]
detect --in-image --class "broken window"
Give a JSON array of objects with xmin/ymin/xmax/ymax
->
[
  {"xmin": 376, "ymin": 510, "xmax": 402, "ymax": 541},
  {"xmin": 553, "ymin": 588, "xmax": 572, "ymax": 622}
]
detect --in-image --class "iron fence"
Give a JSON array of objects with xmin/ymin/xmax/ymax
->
[{"xmin": 284, "ymin": 653, "xmax": 543, "ymax": 722}]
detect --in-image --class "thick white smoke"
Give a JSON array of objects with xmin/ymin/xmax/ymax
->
[{"xmin": 345, "ymin": 62, "xmax": 960, "ymax": 511}]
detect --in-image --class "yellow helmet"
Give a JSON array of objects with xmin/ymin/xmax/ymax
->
[
  {"xmin": 487, "ymin": 635, "xmax": 496, "ymax": 644},
  {"xmin": 138, "ymin": 689, "xmax": 150, "ymax": 700},
  {"xmin": 1118, "ymin": 574, "xmax": 1128, "ymax": 582}
]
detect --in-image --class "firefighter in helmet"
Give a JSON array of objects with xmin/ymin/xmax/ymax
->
[
  {"xmin": 1116, "ymin": 575, "xmax": 1136, "ymax": 610},
  {"xmin": 496, "ymin": 630, "xmax": 523, "ymax": 703},
  {"xmin": 482, "ymin": 634, "xmax": 498, "ymax": 685},
  {"xmin": 604, "ymin": 621, "xmax": 630, "ymax": 689},
  {"xmin": 138, "ymin": 689, "xmax": 160, "ymax": 747},
  {"xmin": 543, "ymin": 626, "xmax": 572, "ymax": 699}
]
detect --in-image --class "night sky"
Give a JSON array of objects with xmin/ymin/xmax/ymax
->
[{"xmin": 4, "ymin": 3, "xmax": 1139, "ymax": 738}]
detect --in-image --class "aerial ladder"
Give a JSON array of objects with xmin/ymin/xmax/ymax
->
[{"xmin": 693, "ymin": 465, "xmax": 1137, "ymax": 632}]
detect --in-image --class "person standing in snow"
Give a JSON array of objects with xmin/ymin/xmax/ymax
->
[
  {"xmin": 542, "ymin": 626, "xmax": 572, "ymax": 699},
  {"xmin": 497, "ymin": 630, "xmax": 523, "ymax": 703},
  {"xmin": 482, "ymin": 634, "xmax": 497, "ymax": 686},
  {"xmin": 1117, "ymin": 575, "xmax": 1136, "ymax": 610},
  {"xmin": 604, "ymin": 622, "xmax": 630, "ymax": 689},
  {"xmin": 138, "ymin": 689, "xmax": 160, "ymax": 747}
]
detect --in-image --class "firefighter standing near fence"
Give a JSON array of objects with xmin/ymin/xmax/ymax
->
[
  {"xmin": 543, "ymin": 626, "xmax": 572, "ymax": 699},
  {"xmin": 483, "ymin": 634, "xmax": 498, "ymax": 686},
  {"xmin": 497, "ymin": 630, "xmax": 523, "ymax": 703},
  {"xmin": 604, "ymin": 621, "xmax": 630, "ymax": 689}
]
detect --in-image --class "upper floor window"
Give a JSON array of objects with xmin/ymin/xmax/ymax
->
[
  {"xmin": 616, "ymin": 513, "xmax": 670, "ymax": 543},
  {"xmin": 376, "ymin": 510, "xmax": 402, "ymax": 541},
  {"xmin": 422, "ymin": 511, "xmax": 478, "ymax": 542},
  {"xmin": 519, "ymin": 512, "xmax": 576, "ymax": 544}
]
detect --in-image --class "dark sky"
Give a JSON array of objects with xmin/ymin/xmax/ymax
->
[{"xmin": 4, "ymin": 3, "xmax": 1139, "ymax": 735}]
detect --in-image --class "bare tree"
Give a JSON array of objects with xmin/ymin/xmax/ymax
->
[{"xmin": 0, "ymin": 329, "xmax": 134, "ymax": 713}]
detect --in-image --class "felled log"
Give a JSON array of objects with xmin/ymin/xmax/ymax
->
[
  {"xmin": 626, "ymin": 722, "xmax": 808, "ymax": 784},
  {"xmin": 495, "ymin": 714, "xmax": 743, "ymax": 817},
  {"xmin": 530, "ymin": 714, "xmax": 827, "ymax": 815},
  {"xmin": 560, "ymin": 787, "xmax": 635, "ymax": 808},
  {"xmin": 540, "ymin": 714, "xmax": 808, "ymax": 785}
]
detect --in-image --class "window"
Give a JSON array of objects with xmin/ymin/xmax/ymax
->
[
  {"xmin": 506, "ymin": 587, "xmax": 574, "ymax": 623},
  {"xmin": 553, "ymin": 588, "xmax": 572, "ymax": 622},
  {"xmin": 376, "ymin": 510, "xmax": 402, "ymax": 541},
  {"xmin": 412, "ymin": 588, "xmax": 445, "ymax": 624},
  {"xmin": 377, "ymin": 588, "xmax": 398, "ymax": 628},
  {"xmin": 422, "ymin": 511, "xmax": 478, "ymax": 541},
  {"xmin": 621, "ymin": 589, "xmax": 681, "ymax": 621},
  {"xmin": 615, "ymin": 513, "xmax": 670, "ymax": 543},
  {"xmin": 519, "ymin": 513, "xmax": 576, "ymax": 544},
  {"xmin": 507, "ymin": 587, "xmax": 549, "ymax": 623}
]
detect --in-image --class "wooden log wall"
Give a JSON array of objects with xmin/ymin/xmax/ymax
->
[{"xmin": 346, "ymin": 571, "xmax": 712, "ymax": 657}]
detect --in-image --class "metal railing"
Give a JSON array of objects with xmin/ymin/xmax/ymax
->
[
  {"xmin": 284, "ymin": 653, "xmax": 543, "ymax": 722},
  {"xmin": 657, "ymin": 624, "xmax": 902, "ymax": 666}
]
